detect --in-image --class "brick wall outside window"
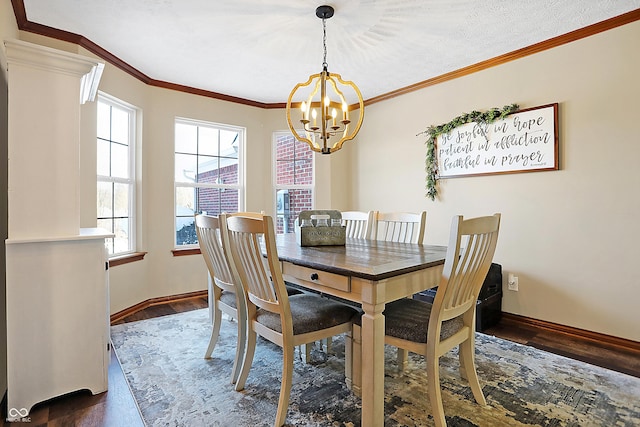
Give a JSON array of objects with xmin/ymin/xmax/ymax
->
[{"xmin": 275, "ymin": 134, "xmax": 313, "ymax": 233}]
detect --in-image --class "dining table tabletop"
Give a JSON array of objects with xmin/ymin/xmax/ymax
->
[{"xmin": 274, "ymin": 233, "xmax": 447, "ymax": 426}]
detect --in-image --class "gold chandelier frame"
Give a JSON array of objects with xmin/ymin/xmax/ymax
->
[{"xmin": 285, "ymin": 5, "xmax": 364, "ymax": 154}]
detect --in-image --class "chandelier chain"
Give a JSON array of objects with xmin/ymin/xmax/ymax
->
[{"xmin": 322, "ymin": 17, "xmax": 328, "ymax": 70}]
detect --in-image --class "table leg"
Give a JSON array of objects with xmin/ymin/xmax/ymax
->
[
  {"xmin": 360, "ymin": 300, "xmax": 386, "ymax": 427},
  {"xmin": 345, "ymin": 324, "xmax": 360, "ymax": 395}
]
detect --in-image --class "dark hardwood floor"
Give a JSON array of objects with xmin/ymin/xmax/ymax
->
[{"xmin": 4, "ymin": 296, "xmax": 639, "ymax": 426}]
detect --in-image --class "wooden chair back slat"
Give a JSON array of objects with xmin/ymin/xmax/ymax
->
[
  {"xmin": 195, "ymin": 214, "xmax": 236, "ymax": 293},
  {"xmin": 341, "ymin": 210, "xmax": 375, "ymax": 239},
  {"xmin": 374, "ymin": 211, "xmax": 427, "ymax": 244},
  {"xmin": 225, "ymin": 214, "xmax": 289, "ymax": 316},
  {"xmin": 435, "ymin": 214, "xmax": 501, "ymax": 322}
]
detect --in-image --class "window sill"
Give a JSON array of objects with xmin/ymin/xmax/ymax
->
[
  {"xmin": 172, "ymin": 247, "xmax": 201, "ymax": 257},
  {"xmin": 109, "ymin": 251, "xmax": 147, "ymax": 267}
]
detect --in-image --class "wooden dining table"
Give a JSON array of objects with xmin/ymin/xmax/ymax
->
[{"xmin": 275, "ymin": 233, "xmax": 447, "ymax": 427}]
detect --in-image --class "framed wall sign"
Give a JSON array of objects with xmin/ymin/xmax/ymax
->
[{"xmin": 436, "ymin": 103, "xmax": 559, "ymax": 178}]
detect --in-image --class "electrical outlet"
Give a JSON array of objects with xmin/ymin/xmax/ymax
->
[{"xmin": 508, "ymin": 274, "xmax": 519, "ymax": 291}]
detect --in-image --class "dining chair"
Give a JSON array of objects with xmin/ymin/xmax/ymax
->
[
  {"xmin": 354, "ymin": 213, "xmax": 501, "ymax": 427},
  {"xmin": 194, "ymin": 214, "xmax": 247, "ymax": 385},
  {"xmin": 223, "ymin": 214, "xmax": 358, "ymax": 427},
  {"xmin": 372, "ymin": 211, "xmax": 427, "ymax": 368},
  {"xmin": 373, "ymin": 211, "xmax": 427, "ymax": 244},
  {"xmin": 341, "ymin": 210, "xmax": 376, "ymax": 239}
]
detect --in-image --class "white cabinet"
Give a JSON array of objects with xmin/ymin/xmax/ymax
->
[
  {"xmin": 6, "ymin": 230, "xmax": 112, "ymax": 417},
  {"xmin": 3, "ymin": 39, "xmax": 109, "ymax": 419}
]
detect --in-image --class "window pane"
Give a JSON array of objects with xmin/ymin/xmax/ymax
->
[
  {"xmin": 98, "ymin": 218, "xmax": 114, "ymax": 254},
  {"xmin": 97, "ymin": 139, "xmax": 110, "ymax": 176},
  {"xmin": 296, "ymin": 139, "xmax": 313, "ymax": 160},
  {"xmin": 111, "ymin": 143, "xmax": 129, "ymax": 179},
  {"xmin": 276, "ymin": 160, "xmax": 294, "ymax": 185},
  {"xmin": 275, "ymin": 132, "xmax": 314, "ymax": 186},
  {"xmin": 219, "ymin": 156, "xmax": 239, "ymax": 184},
  {"xmin": 197, "ymin": 155, "xmax": 219, "ymax": 183},
  {"xmin": 198, "ymin": 127, "xmax": 219, "ymax": 156},
  {"xmin": 175, "ymin": 153, "xmax": 198, "ymax": 183},
  {"xmin": 289, "ymin": 189, "xmax": 313, "ymax": 216},
  {"xmin": 111, "ymin": 107, "xmax": 129, "ymax": 144},
  {"xmin": 294, "ymin": 159, "xmax": 313, "ymax": 185},
  {"xmin": 220, "ymin": 129, "xmax": 239, "ymax": 159},
  {"xmin": 197, "ymin": 188, "xmax": 238, "ymax": 216},
  {"xmin": 114, "ymin": 218, "xmax": 129, "ymax": 253},
  {"xmin": 276, "ymin": 188, "xmax": 312, "ymax": 234},
  {"xmin": 97, "ymin": 218, "xmax": 113, "ymax": 233},
  {"xmin": 97, "ymin": 181, "xmax": 113, "ymax": 217},
  {"xmin": 97, "ymin": 103, "xmax": 110, "ymax": 140},
  {"xmin": 113, "ymin": 183, "xmax": 129, "ymax": 217},
  {"xmin": 197, "ymin": 187, "xmax": 220, "ymax": 216},
  {"xmin": 176, "ymin": 186, "xmax": 195, "ymax": 217},
  {"xmin": 275, "ymin": 134, "xmax": 294, "ymax": 161},
  {"xmin": 176, "ymin": 216, "xmax": 197, "ymax": 246},
  {"xmin": 175, "ymin": 122, "xmax": 197, "ymax": 154},
  {"xmin": 220, "ymin": 188, "xmax": 239, "ymax": 213}
]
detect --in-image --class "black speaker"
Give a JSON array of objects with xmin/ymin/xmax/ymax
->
[
  {"xmin": 413, "ymin": 263, "xmax": 503, "ymax": 331},
  {"xmin": 479, "ymin": 263, "xmax": 502, "ymax": 300}
]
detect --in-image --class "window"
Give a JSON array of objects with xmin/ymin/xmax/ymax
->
[
  {"xmin": 97, "ymin": 94, "xmax": 137, "ymax": 256},
  {"xmin": 273, "ymin": 132, "xmax": 314, "ymax": 234},
  {"xmin": 175, "ymin": 119, "xmax": 244, "ymax": 246}
]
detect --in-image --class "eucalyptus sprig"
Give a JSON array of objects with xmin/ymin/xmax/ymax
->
[{"xmin": 418, "ymin": 103, "xmax": 519, "ymax": 200}]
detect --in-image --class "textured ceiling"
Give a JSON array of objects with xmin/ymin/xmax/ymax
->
[{"xmin": 21, "ymin": 0, "xmax": 640, "ymax": 104}]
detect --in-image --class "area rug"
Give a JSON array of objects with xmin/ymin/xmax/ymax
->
[{"xmin": 110, "ymin": 309, "xmax": 640, "ymax": 427}]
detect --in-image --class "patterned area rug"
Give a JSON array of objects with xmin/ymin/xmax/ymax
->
[{"xmin": 110, "ymin": 309, "xmax": 640, "ymax": 427}]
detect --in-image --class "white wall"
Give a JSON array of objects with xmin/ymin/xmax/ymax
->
[{"xmin": 351, "ymin": 21, "xmax": 640, "ymax": 341}]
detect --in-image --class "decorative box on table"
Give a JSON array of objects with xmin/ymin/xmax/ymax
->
[{"xmin": 295, "ymin": 210, "xmax": 346, "ymax": 246}]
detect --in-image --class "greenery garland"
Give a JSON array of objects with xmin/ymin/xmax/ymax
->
[{"xmin": 419, "ymin": 103, "xmax": 519, "ymax": 200}]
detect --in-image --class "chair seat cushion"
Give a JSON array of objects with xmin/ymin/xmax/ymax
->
[
  {"xmin": 219, "ymin": 290, "xmax": 237, "ymax": 308},
  {"xmin": 256, "ymin": 294, "xmax": 357, "ymax": 335},
  {"xmin": 355, "ymin": 298, "xmax": 463, "ymax": 343}
]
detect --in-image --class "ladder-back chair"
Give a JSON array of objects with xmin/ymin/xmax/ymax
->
[
  {"xmin": 194, "ymin": 214, "xmax": 247, "ymax": 384},
  {"xmin": 354, "ymin": 213, "xmax": 501, "ymax": 427},
  {"xmin": 224, "ymin": 214, "xmax": 358, "ymax": 427},
  {"xmin": 341, "ymin": 210, "xmax": 376, "ymax": 239},
  {"xmin": 373, "ymin": 211, "xmax": 427, "ymax": 244}
]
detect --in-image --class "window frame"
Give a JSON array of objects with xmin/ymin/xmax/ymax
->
[
  {"xmin": 174, "ymin": 117, "xmax": 245, "ymax": 248},
  {"xmin": 97, "ymin": 92, "xmax": 138, "ymax": 257},
  {"xmin": 272, "ymin": 131, "xmax": 315, "ymax": 234}
]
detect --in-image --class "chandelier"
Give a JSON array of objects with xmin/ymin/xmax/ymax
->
[{"xmin": 286, "ymin": 5, "xmax": 364, "ymax": 154}]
